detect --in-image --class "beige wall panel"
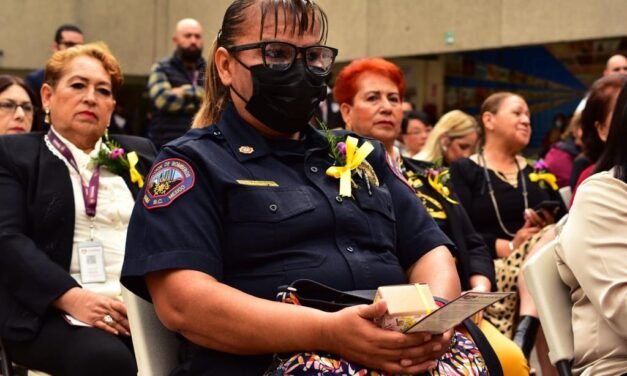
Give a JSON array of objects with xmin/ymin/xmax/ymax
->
[
  {"xmin": 160, "ymin": 0, "xmax": 233, "ymax": 58},
  {"xmin": 0, "ymin": 0, "xmax": 78, "ymax": 69},
  {"xmin": 316, "ymin": 0, "xmax": 368, "ymax": 62},
  {"xmin": 502, "ymin": 0, "xmax": 627, "ymax": 46},
  {"xmin": 390, "ymin": 57, "xmax": 445, "ymax": 116},
  {"xmin": 365, "ymin": 0, "xmax": 502, "ymax": 57},
  {"xmin": 3, "ymin": 0, "xmax": 627, "ymax": 73},
  {"xmin": 75, "ymin": 0, "xmax": 157, "ymax": 76}
]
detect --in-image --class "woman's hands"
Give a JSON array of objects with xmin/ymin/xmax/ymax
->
[
  {"xmin": 321, "ymin": 300, "xmax": 451, "ymax": 375},
  {"xmin": 511, "ymin": 209, "xmax": 546, "ymax": 249},
  {"xmin": 53, "ymin": 287, "xmax": 130, "ymax": 336},
  {"xmin": 499, "ymin": 208, "xmax": 554, "ymax": 257}
]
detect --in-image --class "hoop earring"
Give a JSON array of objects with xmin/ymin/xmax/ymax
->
[{"xmin": 44, "ymin": 108, "xmax": 51, "ymax": 124}]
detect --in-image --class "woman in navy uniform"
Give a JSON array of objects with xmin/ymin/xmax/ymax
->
[{"xmin": 121, "ymin": 1, "xmax": 461, "ymax": 374}]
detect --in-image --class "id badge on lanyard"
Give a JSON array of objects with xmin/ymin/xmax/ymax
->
[
  {"xmin": 48, "ymin": 130, "xmax": 107, "ymax": 283},
  {"xmin": 78, "ymin": 240, "xmax": 106, "ymax": 283}
]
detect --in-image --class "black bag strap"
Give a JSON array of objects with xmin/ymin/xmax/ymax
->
[
  {"xmin": 460, "ymin": 318, "xmax": 503, "ymax": 376},
  {"xmin": 277, "ymin": 279, "xmax": 373, "ymax": 312},
  {"xmin": 433, "ymin": 297, "xmax": 503, "ymax": 376}
]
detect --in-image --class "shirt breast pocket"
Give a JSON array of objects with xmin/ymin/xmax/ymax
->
[
  {"xmin": 354, "ymin": 186, "xmax": 397, "ymax": 250},
  {"xmin": 227, "ymin": 186, "xmax": 315, "ymax": 223}
]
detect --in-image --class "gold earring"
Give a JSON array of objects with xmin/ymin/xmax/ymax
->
[{"xmin": 44, "ymin": 108, "xmax": 51, "ymax": 124}]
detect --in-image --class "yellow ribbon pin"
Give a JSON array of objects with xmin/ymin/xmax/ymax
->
[
  {"xmin": 529, "ymin": 172, "xmax": 558, "ymax": 190},
  {"xmin": 427, "ymin": 169, "xmax": 458, "ymax": 205},
  {"xmin": 414, "ymin": 283, "xmax": 433, "ymax": 315},
  {"xmin": 326, "ymin": 136, "xmax": 374, "ymax": 197},
  {"xmin": 127, "ymin": 151, "xmax": 144, "ymax": 188}
]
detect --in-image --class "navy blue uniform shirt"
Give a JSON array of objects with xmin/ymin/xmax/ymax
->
[{"xmin": 122, "ymin": 103, "xmax": 453, "ymax": 375}]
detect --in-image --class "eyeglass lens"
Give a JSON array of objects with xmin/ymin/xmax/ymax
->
[
  {"xmin": 263, "ymin": 42, "xmax": 335, "ymax": 74},
  {"xmin": 0, "ymin": 101, "xmax": 34, "ymax": 115}
]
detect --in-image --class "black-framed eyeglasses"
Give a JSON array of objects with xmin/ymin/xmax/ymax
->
[
  {"xmin": 0, "ymin": 100, "xmax": 34, "ymax": 116},
  {"xmin": 227, "ymin": 41, "xmax": 338, "ymax": 76}
]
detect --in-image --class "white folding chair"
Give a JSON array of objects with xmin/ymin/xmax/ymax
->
[
  {"xmin": 121, "ymin": 287, "xmax": 179, "ymax": 376},
  {"xmin": 522, "ymin": 239, "xmax": 574, "ymax": 376}
]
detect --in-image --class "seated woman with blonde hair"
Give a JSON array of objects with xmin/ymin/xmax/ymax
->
[
  {"xmin": 415, "ymin": 109, "xmax": 479, "ymax": 165},
  {"xmin": 0, "ymin": 43, "xmax": 156, "ymax": 375}
]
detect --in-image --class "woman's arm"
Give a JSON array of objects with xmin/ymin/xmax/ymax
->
[
  {"xmin": 455, "ymin": 202, "xmax": 496, "ymax": 289},
  {"xmin": 560, "ymin": 175, "xmax": 627, "ymax": 337},
  {"xmin": 146, "ymin": 269, "xmax": 440, "ymax": 374},
  {"xmin": 406, "ymin": 246, "xmax": 460, "ymax": 300},
  {"xmin": 0, "ymin": 139, "xmax": 80, "ymax": 317},
  {"xmin": 450, "ymin": 159, "xmax": 505, "ymax": 258},
  {"xmin": 449, "ymin": 159, "xmax": 474, "ymax": 211},
  {"xmin": 404, "ymin": 246, "xmax": 460, "ymax": 363}
]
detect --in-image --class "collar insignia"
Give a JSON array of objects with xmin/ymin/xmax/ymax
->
[{"xmin": 238, "ymin": 146, "xmax": 255, "ymax": 155}]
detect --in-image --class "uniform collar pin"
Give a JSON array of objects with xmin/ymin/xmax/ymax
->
[{"xmin": 238, "ymin": 146, "xmax": 255, "ymax": 155}]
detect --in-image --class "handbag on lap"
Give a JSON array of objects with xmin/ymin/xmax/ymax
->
[{"xmin": 265, "ymin": 279, "xmax": 502, "ymax": 376}]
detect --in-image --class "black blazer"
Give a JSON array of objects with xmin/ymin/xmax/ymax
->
[
  {"xmin": 0, "ymin": 132, "xmax": 156, "ymax": 341},
  {"xmin": 401, "ymin": 157, "xmax": 496, "ymax": 291}
]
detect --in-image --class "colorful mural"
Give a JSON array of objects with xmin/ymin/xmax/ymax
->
[{"xmin": 444, "ymin": 37, "xmax": 627, "ymax": 146}]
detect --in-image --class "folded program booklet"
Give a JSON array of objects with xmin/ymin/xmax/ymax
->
[{"xmin": 403, "ymin": 291, "xmax": 513, "ymax": 334}]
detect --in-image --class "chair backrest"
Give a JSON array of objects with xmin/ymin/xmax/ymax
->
[
  {"xmin": 558, "ymin": 186, "xmax": 572, "ymax": 208},
  {"xmin": 522, "ymin": 238, "xmax": 574, "ymax": 373},
  {"xmin": 122, "ymin": 287, "xmax": 179, "ymax": 376}
]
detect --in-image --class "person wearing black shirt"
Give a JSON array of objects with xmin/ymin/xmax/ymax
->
[{"xmin": 450, "ymin": 93, "xmax": 564, "ymax": 370}]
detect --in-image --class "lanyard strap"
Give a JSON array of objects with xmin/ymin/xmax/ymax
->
[{"xmin": 48, "ymin": 130, "xmax": 100, "ymax": 217}]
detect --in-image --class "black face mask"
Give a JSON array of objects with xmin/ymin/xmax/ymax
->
[{"xmin": 231, "ymin": 60, "xmax": 327, "ymax": 134}]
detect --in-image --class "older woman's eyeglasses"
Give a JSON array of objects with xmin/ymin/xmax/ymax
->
[
  {"xmin": 227, "ymin": 41, "xmax": 338, "ymax": 76},
  {"xmin": 0, "ymin": 100, "xmax": 34, "ymax": 117}
]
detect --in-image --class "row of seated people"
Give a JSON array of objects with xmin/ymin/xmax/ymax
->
[{"xmin": 1, "ymin": 1, "xmax": 625, "ymax": 375}]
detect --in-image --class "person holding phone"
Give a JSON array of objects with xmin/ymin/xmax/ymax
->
[{"xmin": 450, "ymin": 92, "xmax": 565, "ymax": 371}]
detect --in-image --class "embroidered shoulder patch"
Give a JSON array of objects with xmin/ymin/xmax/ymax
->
[{"xmin": 143, "ymin": 158, "xmax": 195, "ymax": 209}]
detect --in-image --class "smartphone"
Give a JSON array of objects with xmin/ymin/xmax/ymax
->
[{"xmin": 533, "ymin": 200, "xmax": 561, "ymax": 215}]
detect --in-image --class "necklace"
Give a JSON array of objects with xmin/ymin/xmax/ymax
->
[{"xmin": 479, "ymin": 151, "xmax": 528, "ymax": 237}]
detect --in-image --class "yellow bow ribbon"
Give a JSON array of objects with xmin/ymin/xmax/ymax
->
[
  {"xmin": 326, "ymin": 136, "xmax": 374, "ymax": 197},
  {"xmin": 127, "ymin": 151, "xmax": 144, "ymax": 188},
  {"xmin": 529, "ymin": 172, "xmax": 558, "ymax": 191},
  {"xmin": 427, "ymin": 169, "xmax": 458, "ymax": 204},
  {"xmin": 414, "ymin": 283, "xmax": 433, "ymax": 315}
]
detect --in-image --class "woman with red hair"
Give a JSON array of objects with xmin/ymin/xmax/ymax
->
[
  {"xmin": 334, "ymin": 58, "xmax": 406, "ymax": 158},
  {"xmin": 334, "ymin": 57, "xmax": 529, "ymax": 376}
]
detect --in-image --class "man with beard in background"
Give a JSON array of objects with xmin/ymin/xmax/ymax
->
[{"xmin": 147, "ymin": 18, "xmax": 206, "ymax": 148}]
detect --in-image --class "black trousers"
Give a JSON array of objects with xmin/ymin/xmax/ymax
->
[{"xmin": 4, "ymin": 311, "xmax": 136, "ymax": 376}]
